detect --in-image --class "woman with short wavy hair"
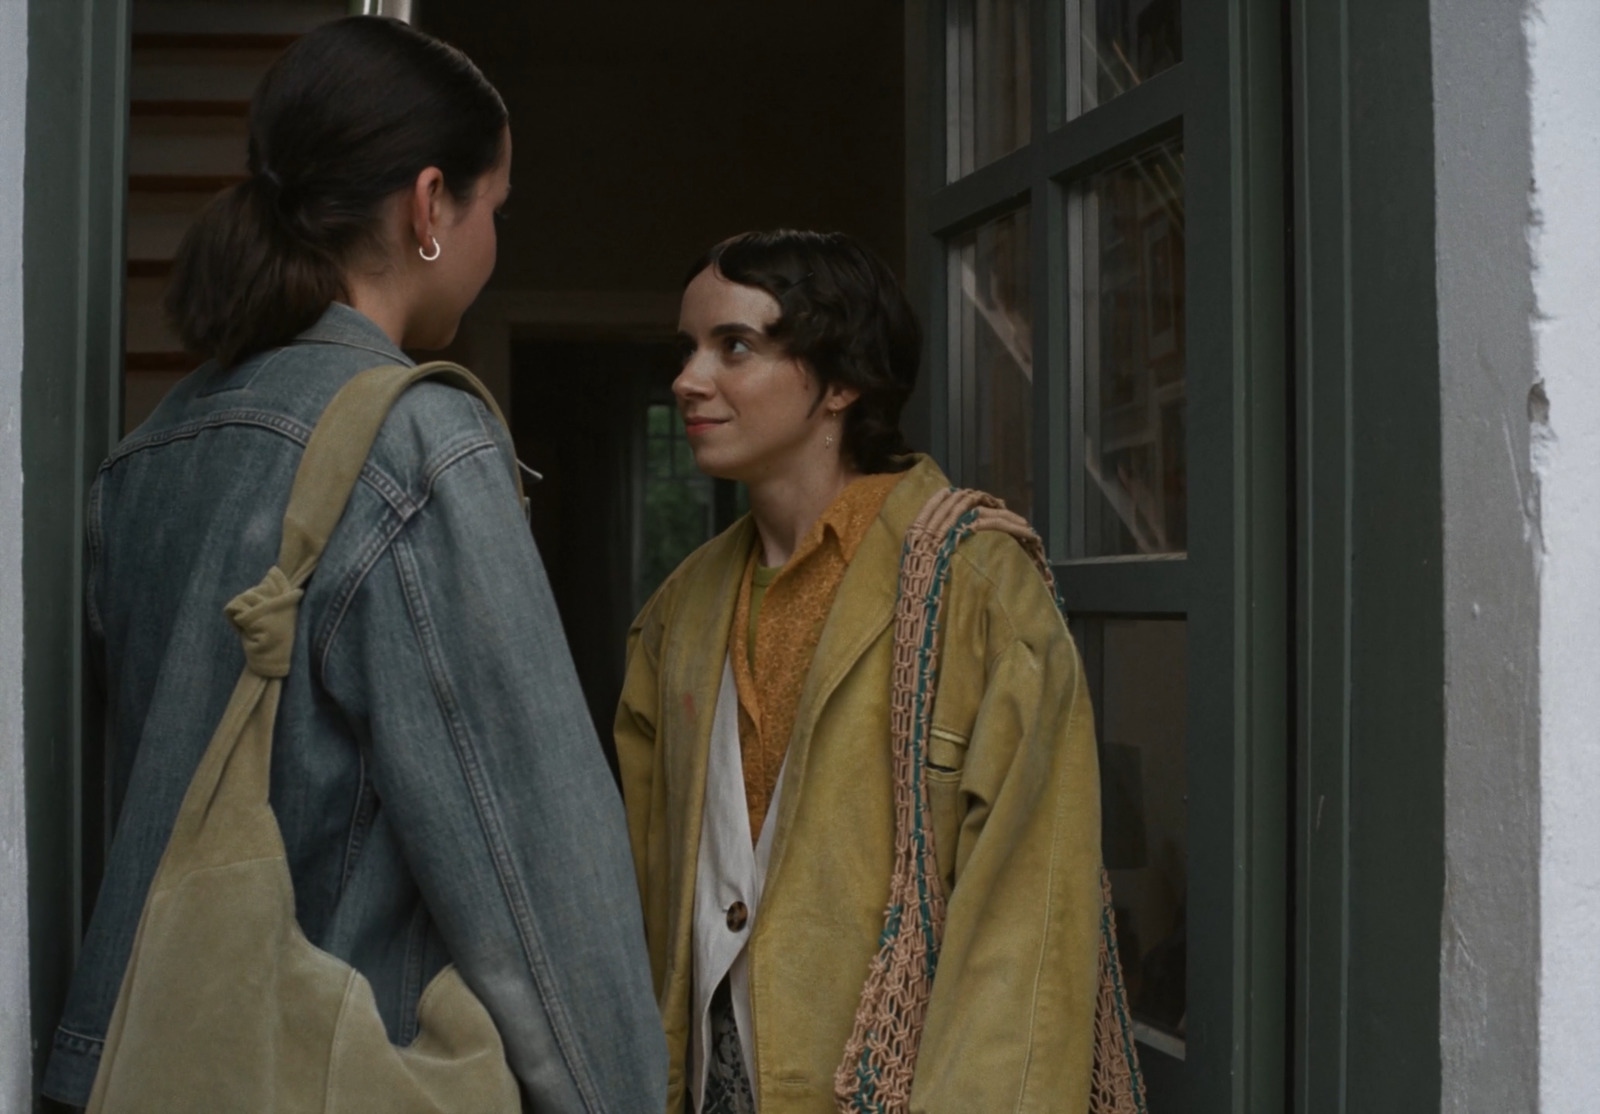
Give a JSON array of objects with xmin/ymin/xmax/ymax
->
[{"xmin": 616, "ymin": 229, "xmax": 1103, "ymax": 1113}]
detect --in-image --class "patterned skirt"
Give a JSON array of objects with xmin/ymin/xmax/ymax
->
[{"xmin": 701, "ymin": 977, "xmax": 756, "ymax": 1114}]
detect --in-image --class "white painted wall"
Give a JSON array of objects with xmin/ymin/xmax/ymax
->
[
  {"xmin": 0, "ymin": 0, "xmax": 30, "ymax": 1107},
  {"xmin": 1529, "ymin": 2, "xmax": 1600, "ymax": 1109}
]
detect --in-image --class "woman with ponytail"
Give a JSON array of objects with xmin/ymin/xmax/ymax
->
[{"xmin": 43, "ymin": 18, "xmax": 665, "ymax": 1112}]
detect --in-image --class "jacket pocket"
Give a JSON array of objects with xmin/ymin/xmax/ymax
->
[{"xmin": 925, "ymin": 727, "xmax": 970, "ymax": 892}]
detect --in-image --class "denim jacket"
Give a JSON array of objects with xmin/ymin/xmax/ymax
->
[{"xmin": 43, "ymin": 304, "xmax": 667, "ymax": 1112}]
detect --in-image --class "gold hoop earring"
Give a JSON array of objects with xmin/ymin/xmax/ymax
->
[{"xmin": 419, "ymin": 237, "xmax": 441, "ymax": 262}]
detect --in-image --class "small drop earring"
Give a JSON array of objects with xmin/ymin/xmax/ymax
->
[{"xmin": 824, "ymin": 409, "xmax": 839, "ymax": 449}]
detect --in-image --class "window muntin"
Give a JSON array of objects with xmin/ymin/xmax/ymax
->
[
  {"xmin": 1072, "ymin": 139, "xmax": 1186, "ymax": 558},
  {"xmin": 948, "ymin": 206, "xmax": 1034, "ymax": 520}
]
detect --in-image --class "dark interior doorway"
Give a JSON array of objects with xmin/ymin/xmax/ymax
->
[
  {"xmin": 418, "ymin": 3, "xmax": 907, "ymax": 295},
  {"xmin": 453, "ymin": 0, "xmax": 907, "ymax": 764},
  {"xmin": 511, "ymin": 338, "xmax": 744, "ymax": 768}
]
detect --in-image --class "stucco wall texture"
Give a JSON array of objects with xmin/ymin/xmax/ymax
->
[
  {"xmin": 1436, "ymin": 1, "xmax": 1600, "ymax": 1108},
  {"xmin": 0, "ymin": 0, "xmax": 30, "ymax": 1108},
  {"xmin": 1433, "ymin": 1, "xmax": 1541, "ymax": 1110},
  {"xmin": 1529, "ymin": 1, "xmax": 1600, "ymax": 1109}
]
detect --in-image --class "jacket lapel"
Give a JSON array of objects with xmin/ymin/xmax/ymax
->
[
  {"xmin": 659, "ymin": 518, "xmax": 755, "ymax": 980},
  {"xmin": 762, "ymin": 457, "xmax": 950, "ymax": 897}
]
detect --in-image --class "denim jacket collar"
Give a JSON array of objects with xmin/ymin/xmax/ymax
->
[
  {"xmin": 194, "ymin": 303, "xmax": 415, "ymax": 401},
  {"xmin": 292, "ymin": 302, "xmax": 416, "ymax": 365}
]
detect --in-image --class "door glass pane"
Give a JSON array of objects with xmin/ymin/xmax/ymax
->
[
  {"xmin": 1081, "ymin": 616, "xmax": 1188, "ymax": 1051},
  {"xmin": 948, "ymin": 207, "xmax": 1033, "ymax": 520},
  {"xmin": 1072, "ymin": 138, "xmax": 1185, "ymax": 557},
  {"xmin": 639, "ymin": 401, "xmax": 714, "ymax": 608},
  {"xmin": 947, "ymin": 0, "xmax": 1031, "ymax": 180},
  {"xmin": 1071, "ymin": 0, "xmax": 1182, "ymax": 118}
]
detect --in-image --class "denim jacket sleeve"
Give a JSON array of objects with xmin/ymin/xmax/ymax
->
[{"xmin": 320, "ymin": 422, "xmax": 667, "ymax": 1114}]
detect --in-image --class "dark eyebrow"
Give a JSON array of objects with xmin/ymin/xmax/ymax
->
[{"xmin": 708, "ymin": 323, "xmax": 766, "ymax": 341}]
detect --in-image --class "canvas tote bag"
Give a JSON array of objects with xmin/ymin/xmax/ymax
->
[
  {"xmin": 835, "ymin": 487, "xmax": 1147, "ymax": 1114},
  {"xmin": 87, "ymin": 362, "xmax": 524, "ymax": 1114}
]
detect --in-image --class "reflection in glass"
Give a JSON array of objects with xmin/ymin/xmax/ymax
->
[
  {"xmin": 947, "ymin": 0, "xmax": 1031, "ymax": 180},
  {"xmin": 1081, "ymin": 617, "xmax": 1187, "ymax": 1045},
  {"xmin": 1074, "ymin": 0, "xmax": 1182, "ymax": 117},
  {"xmin": 949, "ymin": 207, "xmax": 1033, "ymax": 521},
  {"xmin": 1072, "ymin": 139, "xmax": 1185, "ymax": 557}
]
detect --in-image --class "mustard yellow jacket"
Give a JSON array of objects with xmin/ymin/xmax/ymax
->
[{"xmin": 615, "ymin": 456, "xmax": 1102, "ymax": 1114}]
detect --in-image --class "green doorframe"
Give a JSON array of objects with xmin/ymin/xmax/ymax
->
[
  {"xmin": 1184, "ymin": 0, "xmax": 1289, "ymax": 1107},
  {"xmin": 1290, "ymin": 0, "xmax": 1444, "ymax": 1110},
  {"xmin": 22, "ymin": 0, "xmax": 130, "ymax": 1093}
]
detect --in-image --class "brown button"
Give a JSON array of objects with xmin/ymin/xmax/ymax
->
[{"xmin": 725, "ymin": 901, "xmax": 749, "ymax": 932}]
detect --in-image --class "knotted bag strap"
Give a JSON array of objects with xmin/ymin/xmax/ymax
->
[
  {"xmin": 833, "ymin": 487, "xmax": 1147, "ymax": 1114},
  {"xmin": 159, "ymin": 361, "xmax": 518, "ymax": 863}
]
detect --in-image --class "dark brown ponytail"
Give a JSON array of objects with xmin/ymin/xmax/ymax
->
[{"xmin": 166, "ymin": 17, "xmax": 507, "ymax": 366}]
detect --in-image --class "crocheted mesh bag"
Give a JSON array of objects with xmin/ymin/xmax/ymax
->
[{"xmin": 833, "ymin": 488, "xmax": 1147, "ymax": 1114}]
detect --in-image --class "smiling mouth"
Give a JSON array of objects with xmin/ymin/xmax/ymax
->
[{"xmin": 683, "ymin": 418, "xmax": 727, "ymax": 437}]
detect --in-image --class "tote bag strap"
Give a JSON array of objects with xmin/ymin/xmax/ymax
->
[
  {"xmin": 279, "ymin": 361, "xmax": 520, "ymax": 579},
  {"xmin": 834, "ymin": 487, "xmax": 1147, "ymax": 1114},
  {"xmin": 159, "ymin": 360, "xmax": 517, "ymax": 865}
]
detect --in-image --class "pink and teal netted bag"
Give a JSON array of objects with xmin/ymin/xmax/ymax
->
[{"xmin": 834, "ymin": 487, "xmax": 1147, "ymax": 1114}]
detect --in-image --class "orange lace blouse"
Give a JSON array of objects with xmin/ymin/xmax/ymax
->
[{"xmin": 728, "ymin": 470, "xmax": 903, "ymax": 841}]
